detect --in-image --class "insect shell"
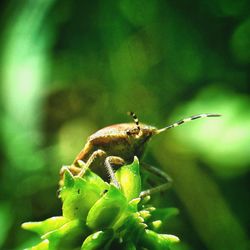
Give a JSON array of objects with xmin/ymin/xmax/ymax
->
[
  {"xmin": 69, "ymin": 112, "xmax": 220, "ymax": 181},
  {"xmin": 76, "ymin": 123, "xmax": 156, "ymax": 161}
]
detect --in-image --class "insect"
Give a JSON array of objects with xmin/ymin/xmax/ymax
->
[{"xmin": 60, "ymin": 112, "xmax": 220, "ymax": 197}]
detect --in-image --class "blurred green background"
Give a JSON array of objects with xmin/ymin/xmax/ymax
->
[{"xmin": 0, "ymin": 1, "xmax": 250, "ymax": 249}]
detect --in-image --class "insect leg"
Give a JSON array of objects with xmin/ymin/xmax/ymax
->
[
  {"xmin": 104, "ymin": 156, "xmax": 125, "ymax": 188},
  {"xmin": 60, "ymin": 165, "xmax": 82, "ymax": 176},
  {"xmin": 59, "ymin": 165, "xmax": 83, "ymax": 186},
  {"xmin": 77, "ymin": 151, "xmax": 124, "ymax": 189},
  {"xmin": 139, "ymin": 163, "xmax": 173, "ymax": 198},
  {"xmin": 77, "ymin": 149, "xmax": 107, "ymax": 177}
]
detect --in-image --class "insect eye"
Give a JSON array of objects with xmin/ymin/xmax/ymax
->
[
  {"xmin": 126, "ymin": 128, "xmax": 140, "ymax": 136},
  {"xmin": 126, "ymin": 130, "xmax": 131, "ymax": 135}
]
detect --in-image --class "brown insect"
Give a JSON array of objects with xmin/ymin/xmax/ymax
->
[{"xmin": 60, "ymin": 112, "xmax": 220, "ymax": 197}]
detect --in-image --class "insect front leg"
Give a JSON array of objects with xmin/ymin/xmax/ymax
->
[
  {"xmin": 104, "ymin": 156, "xmax": 125, "ymax": 188},
  {"xmin": 139, "ymin": 163, "xmax": 173, "ymax": 198},
  {"xmin": 60, "ymin": 165, "xmax": 82, "ymax": 176},
  {"xmin": 59, "ymin": 149, "xmax": 107, "ymax": 186},
  {"xmin": 59, "ymin": 165, "xmax": 83, "ymax": 186},
  {"xmin": 77, "ymin": 149, "xmax": 107, "ymax": 177},
  {"xmin": 61, "ymin": 149, "xmax": 124, "ymax": 189},
  {"xmin": 77, "ymin": 150, "xmax": 125, "ymax": 189}
]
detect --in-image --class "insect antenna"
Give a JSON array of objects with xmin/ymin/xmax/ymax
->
[
  {"xmin": 127, "ymin": 111, "xmax": 141, "ymax": 135},
  {"xmin": 156, "ymin": 113, "xmax": 221, "ymax": 134}
]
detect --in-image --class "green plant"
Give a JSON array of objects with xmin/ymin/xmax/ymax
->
[{"xmin": 22, "ymin": 157, "xmax": 179, "ymax": 250}]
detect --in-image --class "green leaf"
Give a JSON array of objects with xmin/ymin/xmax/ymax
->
[
  {"xmin": 139, "ymin": 229, "xmax": 180, "ymax": 250},
  {"xmin": 61, "ymin": 175, "xmax": 109, "ymax": 220},
  {"xmin": 42, "ymin": 219, "xmax": 88, "ymax": 250},
  {"xmin": 86, "ymin": 184, "xmax": 127, "ymax": 230},
  {"xmin": 63, "ymin": 168, "xmax": 75, "ymax": 188},
  {"xmin": 25, "ymin": 239, "xmax": 49, "ymax": 250},
  {"xmin": 81, "ymin": 229, "xmax": 114, "ymax": 250},
  {"xmin": 21, "ymin": 216, "xmax": 69, "ymax": 236},
  {"xmin": 115, "ymin": 157, "xmax": 141, "ymax": 201}
]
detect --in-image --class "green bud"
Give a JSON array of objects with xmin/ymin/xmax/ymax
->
[
  {"xmin": 42, "ymin": 220, "xmax": 88, "ymax": 249},
  {"xmin": 21, "ymin": 216, "xmax": 69, "ymax": 236},
  {"xmin": 151, "ymin": 220, "xmax": 162, "ymax": 231},
  {"xmin": 139, "ymin": 229, "xmax": 180, "ymax": 250},
  {"xmin": 115, "ymin": 157, "xmax": 141, "ymax": 201},
  {"xmin": 81, "ymin": 229, "xmax": 114, "ymax": 250},
  {"xmin": 86, "ymin": 184, "xmax": 127, "ymax": 230},
  {"xmin": 25, "ymin": 239, "xmax": 49, "ymax": 250},
  {"xmin": 61, "ymin": 175, "xmax": 108, "ymax": 220}
]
